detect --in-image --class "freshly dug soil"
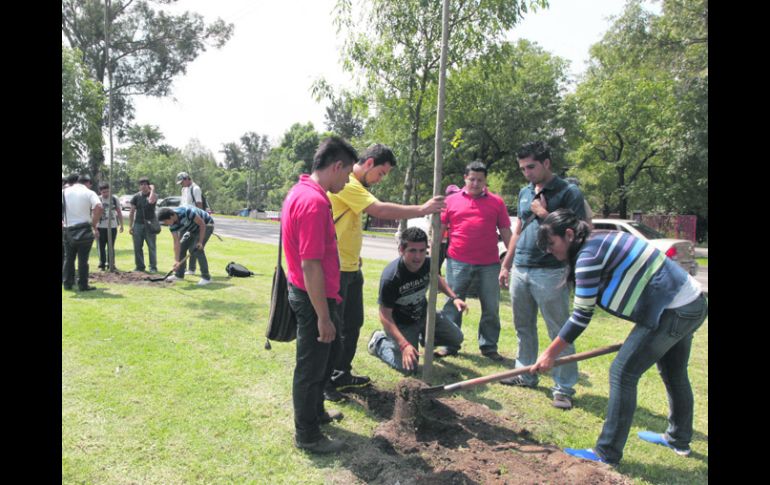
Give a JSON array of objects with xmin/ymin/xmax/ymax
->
[
  {"xmin": 343, "ymin": 383, "xmax": 632, "ymax": 485},
  {"xmin": 88, "ymin": 270, "xmax": 172, "ymax": 286}
]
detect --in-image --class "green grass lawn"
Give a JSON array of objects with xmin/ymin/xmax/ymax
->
[{"xmin": 62, "ymin": 232, "xmax": 708, "ymax": 484}]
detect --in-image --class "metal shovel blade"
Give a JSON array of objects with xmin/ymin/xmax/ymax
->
[{"xmin": 145, "ymin": 248, "xmax": 196, "ymax": 282}]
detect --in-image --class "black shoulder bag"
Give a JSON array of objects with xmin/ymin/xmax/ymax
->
[
  {"xmin": 265, "ymin": 219, "xmax": 297, "ymax": 344},
  {"xmin": 264, "ymin": 209, "xmax": 349, "ymax": 348}
]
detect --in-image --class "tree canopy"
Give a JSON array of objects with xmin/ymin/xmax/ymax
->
[
  {"xmin": 334, "ymin": 0, "xmax": 548, "ymax": 228},
  {"xmin": 62, "ymin": 46, "xmax": 106, "ymax": 174},
  {"xmin": 567, "ymin": 0, "xmax": 707, "ymax": 220},
  {"xmin": 62, "ymin": 0, "xmax": 233, "ymax": 178}
]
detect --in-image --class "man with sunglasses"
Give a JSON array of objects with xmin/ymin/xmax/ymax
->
[{"xmin": 498, "ymin": 141, "xmax": 587, "ymax": 410}]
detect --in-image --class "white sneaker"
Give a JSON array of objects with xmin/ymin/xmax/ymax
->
[
  {"xmin": 197, "ymin": 278, "xmax": 212, "ymax": 286},
  {"xmin": 185, "ymin": 270, "xmax": 196, "ymax": 275},
  {"xmin": 165, "ymin": 275, "xmax": 181, "ymax": 282},
  {"xmin": 368, "ymin": 330, "xmax": 385, "ymax": 356}
]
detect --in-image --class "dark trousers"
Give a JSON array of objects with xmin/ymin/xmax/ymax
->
[
  {"xmin": 174, "ymin": 225, "xmax": 214, "ymax": 279},
  {"xmin": 288, "ymin": 284, "xmax": 341, "ymax": 443},
  {"xmin": 97, "ymin": 227, "xmax": 118, "ymax": 268},
  {"xmin": 331, "ymin": 270, "xmax": 364, "ymax": 376},
  {"xmin": 62, "ymin": 236, "xmax": 94, "ymax": 290}
]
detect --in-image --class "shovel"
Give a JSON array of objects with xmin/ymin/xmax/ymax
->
[
  {"xmin": 146, "ymin": 232, "xmax": 197, "ymax": 282},
  {"xmin": 421, "ymin": 342, "xmax": 623, "ymax": 396},
  {"xmin": 146, "ymin": 249, "xmax": 197, "ymax": 282}
]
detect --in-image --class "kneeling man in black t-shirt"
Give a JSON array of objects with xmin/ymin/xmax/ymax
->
[{"xmin": 367, "ymin": 227, "xmax": 466, "ymax": 373}]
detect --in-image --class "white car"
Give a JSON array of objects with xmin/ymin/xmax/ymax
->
[
  {"xmin": 119, "ymin": 195, "xmax": 133, "ymax": 211},
  {"xmin": 591, "ymin": 218, "xmax": 699, "ymax": 276}
]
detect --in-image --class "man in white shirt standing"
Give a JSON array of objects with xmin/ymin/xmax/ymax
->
[
  {"xmin": 176, "ymin": 171, "xmax": 203, "ymax": 275},
  {"xmin": 62, "ymin": 174, "xmax": 103, "ymax": 291}
]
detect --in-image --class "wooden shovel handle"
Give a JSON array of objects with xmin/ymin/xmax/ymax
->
[{"xmin": 440, "ymin": 343, "xmax": 623, "ymax": 393}]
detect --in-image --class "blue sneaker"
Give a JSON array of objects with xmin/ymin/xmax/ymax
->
[
  {"xmin": 637, "ymin": 431, "xmax": 691, "ymax": 456},
  {"xmin": 564, "ymin": 448, "xmax": 606, "ymax": 463}
]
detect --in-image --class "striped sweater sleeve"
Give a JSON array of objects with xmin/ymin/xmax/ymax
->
[{"xmin": 558, "ymin": 232, "xmax": 620, "ymax": 343}]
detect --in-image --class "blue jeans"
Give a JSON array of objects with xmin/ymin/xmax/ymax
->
[
  {"xmin": 288, "ymin": 284, "xmax": 342, "ymax": 443},
  {"xmin": 442, "ymin": 258, "xmax": 501, "ymax": 353},
  {"xmin": 510, "ymin": 266, "xmax": 577, "ymax": 397},
  {"xmin": 595, "ymin": 293, "xmax": 708, "ymax": 464},
  {"xmin": 132, "ymin": 222, "xmax": 157, "ymax": 271},
  {"xmin": 371, "ymin": 312, "xmax": 464, "ymax": 373}
]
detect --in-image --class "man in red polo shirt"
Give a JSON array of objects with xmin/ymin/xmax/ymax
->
[
  {"xmin": 439, "ymin": 161, "xmax": 513, "ymax": 361},
  {"xmin": 282, "ymin": 136, "xmax": 358, "ymax": 454}
]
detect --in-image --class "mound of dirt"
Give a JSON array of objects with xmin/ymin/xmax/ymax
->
[
  {"xmin": 88, "ymin": 270, "xmax": 172, "ymax": 286},
  {"xmin": 343, "ymin": 384, "xmax": 631, "ymax": 485}
]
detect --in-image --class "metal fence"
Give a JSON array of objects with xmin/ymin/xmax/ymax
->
[{"xmin": 632, "ymin": 213, "xmax": 697, "ymax": 242}]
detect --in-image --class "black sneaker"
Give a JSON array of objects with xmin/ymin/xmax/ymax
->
[
  {"xmin": 332, "ymin": 372, "xmax": 371, "ymax": 391},
  {"xmin": 323, "ymin": 386, "xmax": 344, "ymax": 402},
  {"xmin": 295, "ymin": 435, "xmax": 345, "ymax": 454},
  {"xmin": 482, "ymin": 350, "xmax": 505, "ymax": 361},
  {"xmin": 499, "ymin": 375, "xmax": 536, "ymax": 388}
]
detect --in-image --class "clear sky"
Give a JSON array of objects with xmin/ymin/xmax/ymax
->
[{"xmin": 130, "ymin": 0, "xmax": 658, "ymax": 163}]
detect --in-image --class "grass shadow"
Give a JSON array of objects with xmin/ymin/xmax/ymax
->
[
  {"xmin": 619, "ymin": 456, "xmax": 708, "ymax": 483},
  {"xmin": 66, "ymin": 288, "xmax": 125, "ymax": 299},
  {"xmin": 301, "ymin": 425, "xmax": 442, "ymax": 483},
  {"xmin": 183, "ymin": 298, "xmax": 260, "ymax": 321}
]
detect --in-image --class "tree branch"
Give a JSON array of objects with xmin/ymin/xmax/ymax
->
[{"xmin": 627, "ymin": 149, "xmax": 658, "ymax": 184}]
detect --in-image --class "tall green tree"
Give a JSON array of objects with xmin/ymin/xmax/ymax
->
[
  {"xmin": 62, "ymin": 46, "xmax": 105, "ymax": 174},
  {"xmin": 443, "ymin": 40, "xmax": 571, "ymax": 200},
  {"xmin": 648, "ymin": 0, "xmax": 708, "ymax": 226},
  {"xmin": 62, "ymin": 0, "xmax": 233, "ymax": 180},
  {"xmin": 335, "ymin": 0, "xmax": 547, "ymax": 229},
  {"xmin": 567, "ymin": 0, "xmax": 706, "ymax": 221},
  {"xmin": 257, "ymin": 123, "xmax": 322, "ymax": 210},
  {"xmin": 221, "ymin": 142, "xmax": 245, "ymax": 170},
  {"xmin": 312, "ymin": 80, "xmax": 367, "ymax": 140},
  {"xmin": 221, "ymin": 132, "xmax": 272, "ymax": 209}
]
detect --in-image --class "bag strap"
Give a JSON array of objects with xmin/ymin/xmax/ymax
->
[
  {"xmin": 190, "ymin": 185, "xmax": 204, "ymax": 208},
  {"xmin": 517, "ymin": 189, "xmax": 544, "ymax": 235},
  {"xmin": 517, "ymin": 182, "xmax": 574, "ymax": 235},
  {"xmin": 333, "ymin": 208, "xmax": 350, "ymax": 225},
  {"xmin": 277, "ymin": 216, "xmax": 283, "ymax": 268},
  {"xmin": 278, "ymin": 207, "xmax": 341, "ymax": 267}
]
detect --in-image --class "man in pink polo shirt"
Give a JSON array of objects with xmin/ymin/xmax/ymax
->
[
  {"xmin": 439, "ymin": 161, "xmax": 513, "ymax": 361},
  {"xmin": 282, "ymin": 136, "xmax": 358, "ymax": 454}
]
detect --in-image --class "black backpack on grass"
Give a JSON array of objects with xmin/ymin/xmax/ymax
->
[{"xmin": 226, "ymin": 262, "xmax": 254, "ymax": 277}]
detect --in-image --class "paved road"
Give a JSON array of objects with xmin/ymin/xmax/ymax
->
[
  {"xmin": 213, "ymin": 216, "xmax": 401, "ymax": 260},
  {"xmin": 212, "ymin": 217, "xmax": 708, "ymax": 293}
]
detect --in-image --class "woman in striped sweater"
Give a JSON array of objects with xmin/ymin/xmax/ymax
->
[{"xmin": 530, "ymin": 209, "xmax": 707, "ymax": 465}]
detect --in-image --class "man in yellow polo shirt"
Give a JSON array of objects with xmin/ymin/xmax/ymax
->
[{"xmin": 325, "ymin": 144, "xmax": 445, "ymax": 401}]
